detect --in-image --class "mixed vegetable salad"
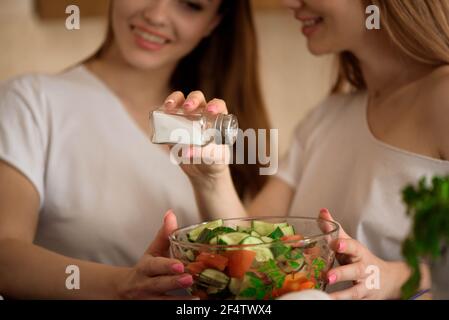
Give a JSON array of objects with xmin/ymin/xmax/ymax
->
[{"xmin": 172, "ymin": 219, "xmax": 332, "ymax": 300}]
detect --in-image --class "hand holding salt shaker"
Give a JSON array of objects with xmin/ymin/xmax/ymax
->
[{"xmin": 149, "ymin": 106, "xmax": 239, "ymax": 146}]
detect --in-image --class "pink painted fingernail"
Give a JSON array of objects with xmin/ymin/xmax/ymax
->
[
  {"xmin": 177, "ymin": 275, "xmax": 193, "ymax": 287},
  {"xmin": 183, "ymin": 100, "xmax": 195, "ymax": 109},
  {"xmin": 207, "ymin": 105, "xmax": 218, "ymax": 113},
  {"xmin": 164, "ymin": 210, "xmax": 172, "ymax": 222},
  {"xmin": 328, "ymin": 273, "xmax": 337, "ymax": 285},
  {"xmin": 320, "ymin": 208, "xmax": 329, "ymax": 215},
  {"xmin": 165, "ymin": 99, "xmax": 175, "ymax": 107},
  {"xmin": 338, "ymin": 241, "xmax": 346, "ymax": 252},
  {"xmin": 171, "ymin": 263, "xmax": 184, "ymax": 274}
]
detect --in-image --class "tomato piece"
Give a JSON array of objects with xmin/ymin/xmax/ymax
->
[
  {"xmin": 298, "ymin": 281, "xmax": 316, "ymax": 290},
  {"xmin": 195, "ymin": 252, "xmax": 229, "ymax": 271},
  {"xmin": 226, "ymin": 250, "xmax": 256, "ymax": 278},
  {"xmin": 271, "ymin": 288, "xmax": 282, "ymax": 298},
  {"xmin": 193, "ymin": 289, "xmax": 209, "ymax": 300},
  {"xmin": 285, "ymin": 272, "xmax": 308, "ymax": 283},
  {"xmin": 281, "ymin": 235, "xmax": 304, "ymax": 242},
  {"xmin": 280, "ymin": 235, "xmax": 304, "ymax": 247},
  {"xmin": 186, "ymin": 261, "xmax": 207, "ymax": 275},
  {"xmin": 279, "ymin": 272, "xmax": 309, "ymax": 295}
]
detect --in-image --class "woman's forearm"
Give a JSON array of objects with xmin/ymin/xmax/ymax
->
[
  {"xmin": 0, "ymin": 238, "xmax": 126, "ymax": 299},
  {"xmin": 190, "ymin": 168, "xmax": 247, "ymax": 221}
]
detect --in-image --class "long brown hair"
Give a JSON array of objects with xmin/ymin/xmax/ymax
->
[
  {"xmin": 92, "ymin": 1, "xmax": 271, "ymax": 199},
  {"xmin": 333, "ymin": 0, "xmax": 449, "ymax": 93}
]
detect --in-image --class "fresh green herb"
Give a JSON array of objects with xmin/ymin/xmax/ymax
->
[
  {"xmin": 239, "ymin": 287, "xmax": 257, "ymax": 298},
  {"xmin": 288, "ymin": 261, "xmax": 300, "ymax": 269},
  {"xmin": 237, "ymin": 260, "xmax": 287, "ymax": 300},
  {"xmin": 259, "ymin": 259, "xmax": 286, "ymax": 289},
  {"xmin": 285, "ymin": 249, "xmax": 303, "ymax": 260},
  {"xmin": 268, "ymin": 227, "xmax": 284, "ymax": 240},
  {"xmin": 312, "ymin": 257, "xmax": 326, "ymax": 279},
  {"xmin": 271, "ymin": 241, "xmax": 291, "ymax": 258},
  {"xmin": 248, "ymin": 273, "xmax": 264, "ymax": 287},
  {"xmin": 256, "ymin": 287, "xmax": 268, "ymax": 300},
  {"xmin": 401, "ymin": 176, "xmax": 449, "ymax": 299},
  {"xmin": 238, "ymin": 272, "xmax": 271, "ymax": 300}
]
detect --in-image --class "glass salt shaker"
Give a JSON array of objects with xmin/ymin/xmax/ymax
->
[{"xmin": 149, "ymin": 106, "xmax": 239, "ymax": 146}]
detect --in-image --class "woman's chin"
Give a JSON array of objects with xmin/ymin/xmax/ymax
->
[
  {"xmin": 306, "ymin": 42, "xmax": 335, "ymax": 57},
  {"xmin": 122, "ymin": 53, "xmax": 167, "ymax": 71}
]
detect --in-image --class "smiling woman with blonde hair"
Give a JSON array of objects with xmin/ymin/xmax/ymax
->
[
  {"xmin": 164, "ymin": 0, "xmax": 449, "ymax": 299},
  {"xmin": 334, "ymin": 0, "xmax": 449, "ymax": 92}
]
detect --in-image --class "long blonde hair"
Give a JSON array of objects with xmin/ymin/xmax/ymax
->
[{"xmin": 333, "ymin": 0, "xmax": 449, "ymax": 93}]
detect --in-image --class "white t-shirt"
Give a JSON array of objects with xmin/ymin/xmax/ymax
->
[
  {"xmin": 277, "ymin": 92, "xmax": 449, "ymax": 262},
  {"xmin": 0, "ymin": 65, "xmax": 200, "ymax": 267}
]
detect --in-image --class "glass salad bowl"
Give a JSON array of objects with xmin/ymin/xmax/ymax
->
[{"xmin": 169, "ymin": 216, "xmax": 339, "ymax": 300}]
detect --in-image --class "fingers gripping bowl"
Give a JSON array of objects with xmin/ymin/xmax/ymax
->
[{"xmin": 169, "ymin": 217, "xmax": 339, "ymax": 300}]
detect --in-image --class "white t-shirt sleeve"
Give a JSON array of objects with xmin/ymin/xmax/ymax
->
[
  {"xmin": 0, "ymin": 77, "xmax": 47, "ymax": 208},
  {"xmin": 276, "ymin": 99, "xmax": 332, "ymax": 189},
  {"xmin": 276, "ymin": 125, "xmax": 304, "ymax": 188}
]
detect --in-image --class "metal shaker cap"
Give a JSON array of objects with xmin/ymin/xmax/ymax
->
[{"xmin": 214, "ymin": 114, "xmax": 239, "ymax": 145}]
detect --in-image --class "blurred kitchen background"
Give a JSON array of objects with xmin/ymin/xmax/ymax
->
[{"xmin": 0, "ymin": 0, "xmax": 334, "ymax": 156}]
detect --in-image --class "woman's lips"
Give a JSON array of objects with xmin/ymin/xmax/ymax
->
[
  {"xmin": 299, "ymin": 17, "xmax": 324, "ymax": 37},
  {"xmin": 132, "ymin": 26, "xmax": 171, "ymax": 52}
]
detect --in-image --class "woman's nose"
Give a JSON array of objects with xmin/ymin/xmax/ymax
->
[{"xmin": 142, "ymin": 0, "xmax": 170, "ymax": 27}]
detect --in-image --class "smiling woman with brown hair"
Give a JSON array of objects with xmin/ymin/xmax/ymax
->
[{"xmin": 0, "ymin": 0, "xmax": 269, "ymax": 299}]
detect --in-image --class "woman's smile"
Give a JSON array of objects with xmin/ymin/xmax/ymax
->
[
  {"xmin": 297, "ymin": 16, "xmax": 324, "ymax": 37},
  {"xmin": 132, "ymin": 25, "xmax": 172, "ymax": 52}
]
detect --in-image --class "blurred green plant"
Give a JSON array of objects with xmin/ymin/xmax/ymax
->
[{"xmin": 401, "ymin": 175, "xmax": 449, "ymax": 299}]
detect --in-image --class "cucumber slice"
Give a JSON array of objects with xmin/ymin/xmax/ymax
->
[
  {"xmin": 198, "ymin": 269, "xmax": 229, "ymax": 290},
  {"xmin": 241, "ymin": 237, "xmax": 274, "ymax": 262},
  {"xmin": 185, "ymin": 249, "xmax": 195, "ymax": 262},
  {"xmin": 217, "ymin": 232, "xmax": 249, "ymax": 245},
  {"xmin": 237, "ymin": 226, "xmax": 252, "ymax": 233},
  {"xmin": 254, "ymin": 247, "xmax": 274, "ymax": 262},
  {"xmin": 207, "ymin": 287, "xmax": 221, "ymax": 295},
  {"xmin": 240, "ymin": 236, "xmax": 264, "ymax": 245},
  {"xmin": 251, "ymin": 221, "xmax": 275, "ymax": 236},
  {"xmin": 229, "ymin": 278, "xmax": 242, "ymax": 296},
  {"xmin": 261, "ymin": 236, "xmax": 274, "ymax": 243},
  {"xmin": 280, "ymin": 225, "xmax": 295, "ymax": 236},
  {"xmin": 212, "ymin": 226, "xmax": 236, "ymax": 234},
  {"xmin": 187, "ymin": 219, "xmax": 223, "ymax": 242},
  {"xmin": 197, "ymin": 226, "xmax": 235, "ymax": 244},
  {"xmin": 251, "ymin": 221, "xmax": 288, "ymax": 236},
  {"xmin": 196, "ymin": 228, "xmax": 213, "ymax": 244},
  {"xmin": 250, "ymin": 231, "xmax": 261, "ymax": 237},
  {"xmin": 275, "ymin": 222, "xmax": 288, "ymax": 228}
]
